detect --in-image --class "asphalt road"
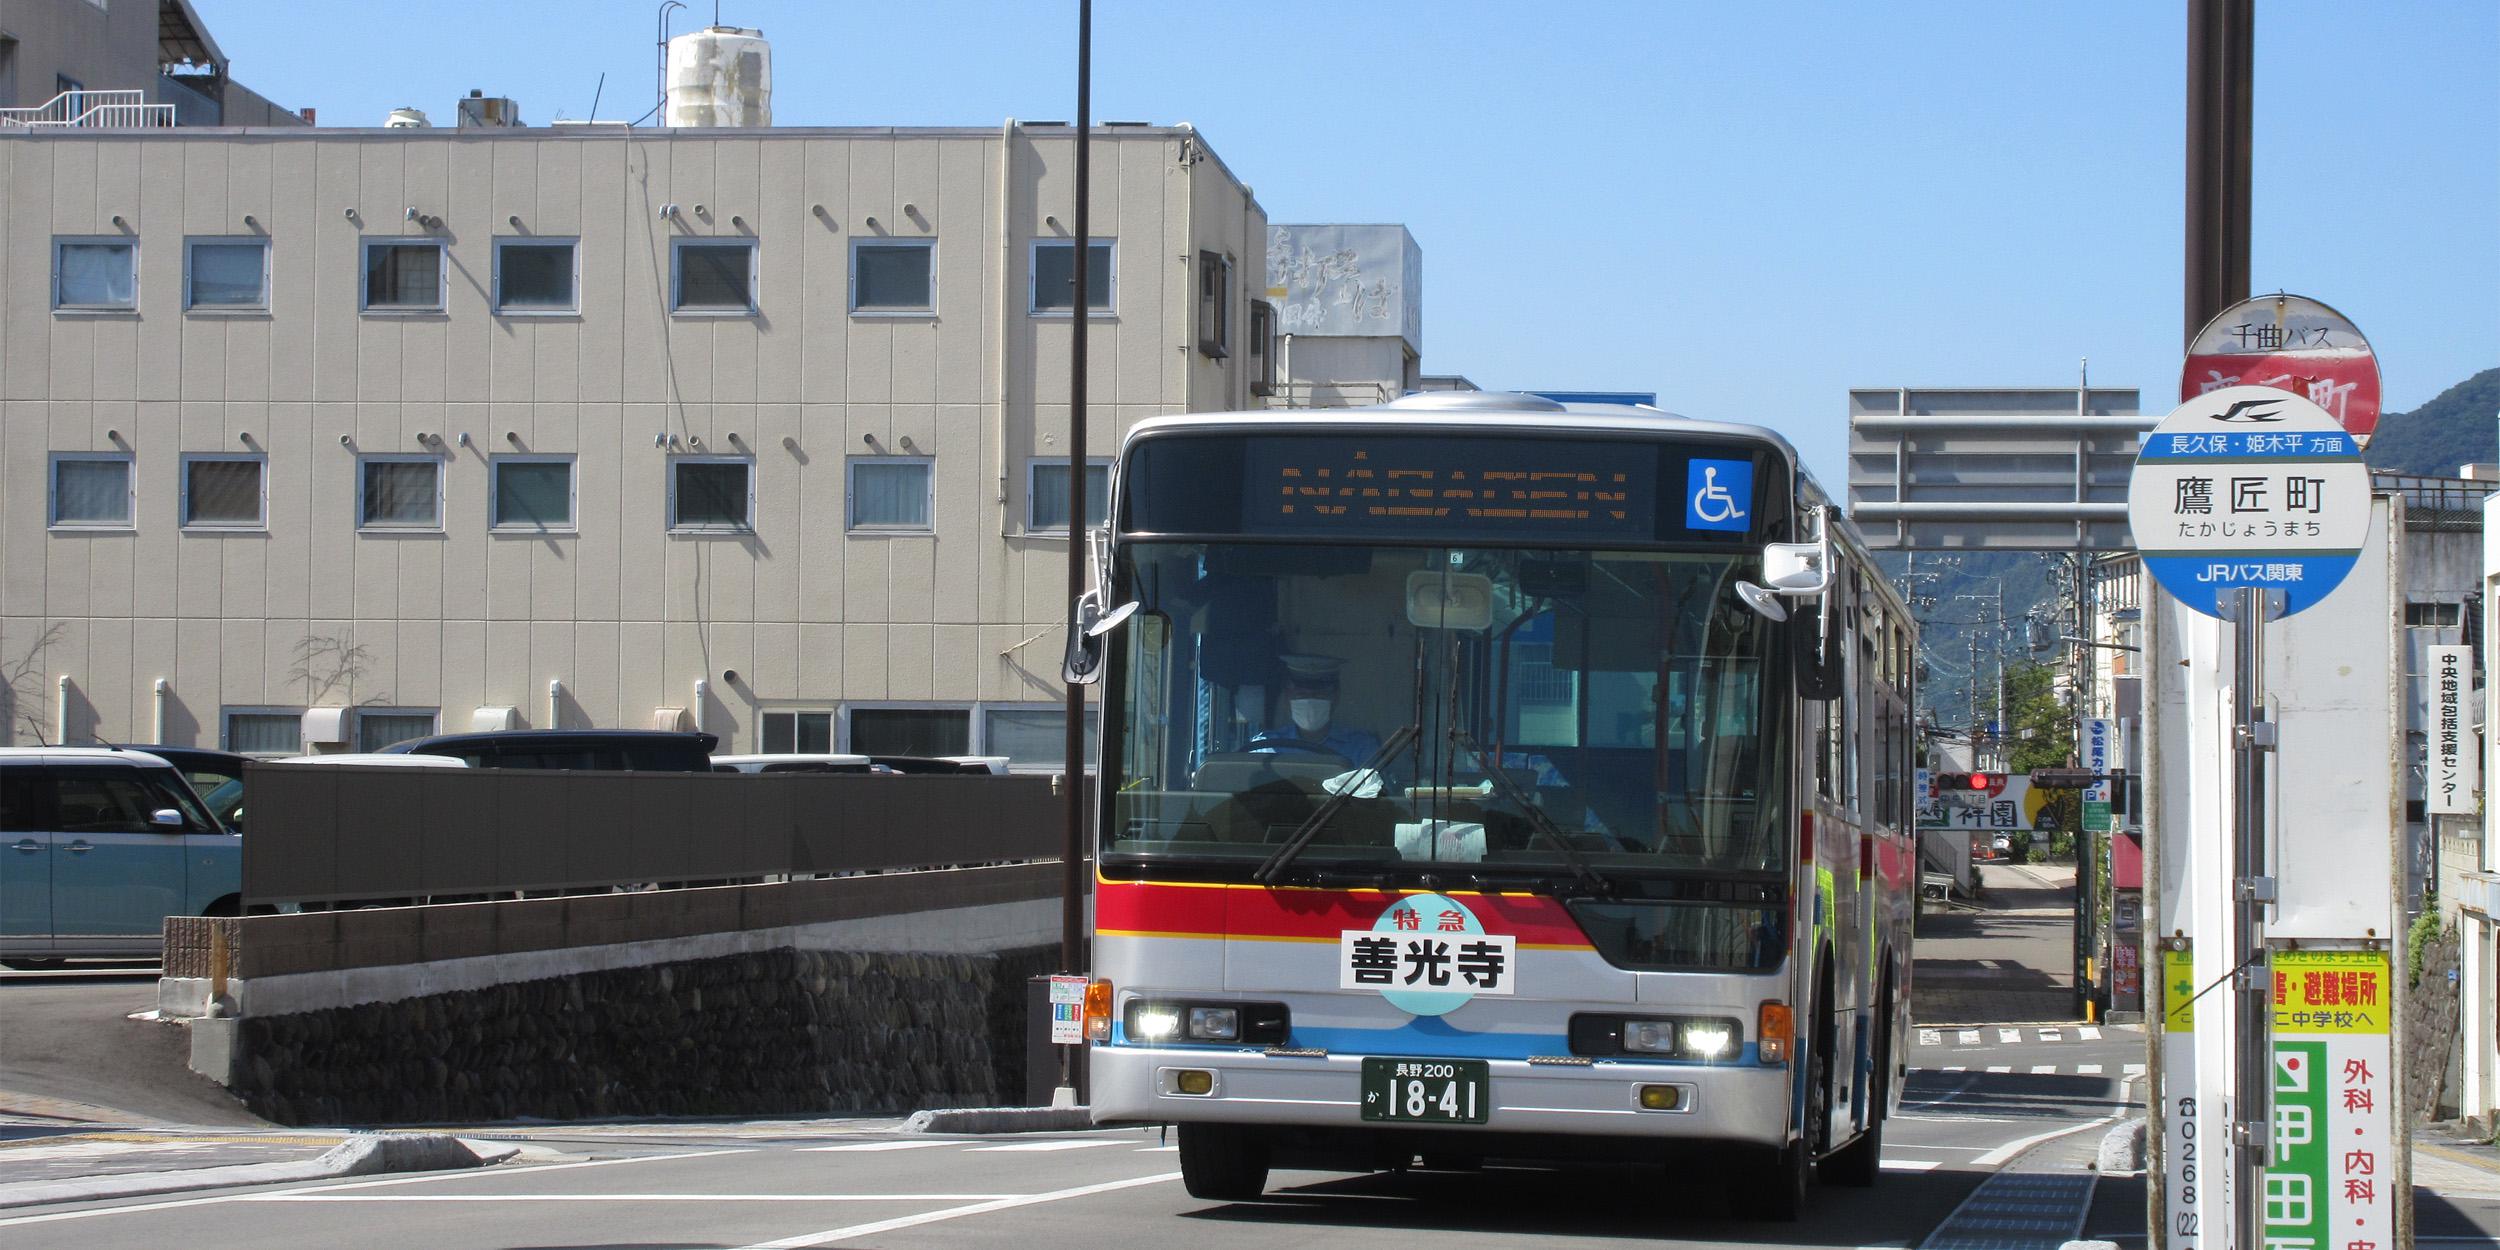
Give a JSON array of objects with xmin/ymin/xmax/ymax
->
[
  {"xmin": 0, "ymin": 1027, "xmax": 2143, "ymax": 1250},
  {"xmin": 0, "ymin": 967, "xmax": 263, "ymax": 1127}
]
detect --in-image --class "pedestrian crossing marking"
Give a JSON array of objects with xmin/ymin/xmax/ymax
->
[
  {"xmin": 1941, "ymin": 1065, "xmax": 1966, "ymax": 1072},
  {"xmin": 1996, "ymin": 1029, "xmax": 2020, "ymax": 1044},
  {"xmin": 2029, "ymin": 1065, "xmax": 2056, "ymax": 1075},
  {"xmin": 1958, "ymin": 1030, "xmax": 1980, "ymax": 1044},
  {"xmin": 2078, "ymin": 1064, "xmax": 2103, "ymax": 1075},
  {"xmin": 1919, "ymin": 1029, "xmax": 1942, "ymax": 1046},
  {"xmin": 2123, "ymin": 1063, "xmax": 2146, "ymax": 1076},
  {"xmin": 1137, "ymin": 1145, "xmax": 1178, "ymax": 1152},
  {"xmin": 2079, "ymin": 1026, "xmax": 2102, "ymax": 1041},
  {"xmin": 2037, "ymin": 1029, "xmax": 2061, "ymax": 1042},
  {"xmin": 1986, "ymin": 1065, "xmax": 2012, "ymax": 1074},
  {"xmin": 1880, "ymin": 1159, "xmax": 1940, "ymax": 1172}
]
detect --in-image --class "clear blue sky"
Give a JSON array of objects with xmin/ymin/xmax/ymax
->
[{"xmin": 203, "ymin": 2, "xmax": 2496, "ymax": 484}]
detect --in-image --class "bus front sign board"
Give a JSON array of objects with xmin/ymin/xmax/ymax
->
[{"xmin": 2124, "ymin": 385, "xmax": 2370, "ymax": 619}]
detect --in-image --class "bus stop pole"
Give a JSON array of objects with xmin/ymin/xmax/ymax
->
[
  {"xmin": 2230, "ymin": 585, "xmax": 2274, "ymax": 1248},
  {"xmin": 1057, "ymin": 0, "xmax": 1093, "ymax": 1103}
]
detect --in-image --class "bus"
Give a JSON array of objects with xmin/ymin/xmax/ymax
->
[{"xmin": 1071, "ymin": 391, "xmax": 1917, "ymax": 1220}]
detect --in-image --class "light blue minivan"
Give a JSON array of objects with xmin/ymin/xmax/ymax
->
[{"xmin": 0, "ymin": 748, "xmax": 241, "ymax": 965}]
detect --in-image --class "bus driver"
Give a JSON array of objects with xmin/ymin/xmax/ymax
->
[{"xmin": 1246, "ymin": 653, "xmax": 1382, "ymax": 767}]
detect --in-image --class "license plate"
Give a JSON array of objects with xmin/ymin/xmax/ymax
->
[{"xmin": 1360, "ymin": 1057, "xmax": 1489, "ymax": 1124}]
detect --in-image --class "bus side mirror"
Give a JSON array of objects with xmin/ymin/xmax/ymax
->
[{"xmin": 1062, "ymin": 591, "xmax": 1139, "ymax": 686}]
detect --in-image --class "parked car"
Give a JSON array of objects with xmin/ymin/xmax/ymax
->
[
  {"xmin": 114, "ymin": 745, "xmax": 248, "ymax": 831},
  {"xmin": 713, "ymin": 753, "xmax": 878, "ymax": 774},
  {"xmin": 272, "ymin": 753, "xmax": 472, "ymax": 767},
  {"xmin": 374, "ymin": 730, "xmax": 719, "ymax": 771},
  {"xmin": 868, "ymin": 755, "xmax": 1012, "ymax": 775},
  {"xmin": 0, "ymin": 748, "xmax": 239, "ymax": 965}
]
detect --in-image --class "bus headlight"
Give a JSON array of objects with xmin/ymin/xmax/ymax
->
[
  {"xmin": 1680, "ymin": 1024, "xmax": 1734, "ymax": 1059},
  {"xmin": 1186, "ymin": 1006, "xmax": 1240, "ymax": 1041},
  {"xmin": 1122, "ymin": 1000, "xmax": 1290, "ymax": 1045},
  {"xmin": 1132, "ymin": 1007, "xmax": 1182, "ymax": 1042},
  {"xmin": 1622, "ymin": 1020, "xmax": 1678, "ymax": 1055},
  {"xmin": 1571, "ymin": 1014, "xmax": 1745, "ymax": 1061}
]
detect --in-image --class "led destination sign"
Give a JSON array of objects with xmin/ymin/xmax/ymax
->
[{"xmin": 1123, "ymin": 433, "xmax": 1768, "ymax": 545}]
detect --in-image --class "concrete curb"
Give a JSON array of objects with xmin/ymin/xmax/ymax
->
[
  {"xmin": 0, "ymin": 1132, "xmax": 516, "ymax": 1210},
  {"xmin": 2095, "ymin": 1117, "xmax": 2146, "ymax": 1174},
  {"xmin": 902, "ymin": 1106, "xmax": 1095, "ymax": 1135}
]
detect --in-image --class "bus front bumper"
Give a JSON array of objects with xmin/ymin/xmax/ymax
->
[{"xmin": 1088, "ymin": 1044, "xmax": 1793, "ymax": 1148}]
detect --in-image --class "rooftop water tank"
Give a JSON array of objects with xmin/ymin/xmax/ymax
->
[
  {"xmin": 665, "ymin": 26, "xmax": 772, "ymax": 128},
  {"xmin": 384, "ymin": 106, "xmax": 432, "ymax": 129}
]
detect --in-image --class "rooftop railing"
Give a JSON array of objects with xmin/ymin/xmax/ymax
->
[{"xmin": 0, "ymin": 90, "xmax": 178, "ymax": 130}]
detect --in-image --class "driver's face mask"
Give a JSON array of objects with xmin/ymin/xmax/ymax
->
[{"xmin": 1288, "ymin": 698, "xmax": 1332, "ymax": 734}]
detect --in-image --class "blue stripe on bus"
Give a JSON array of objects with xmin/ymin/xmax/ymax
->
[{"xmin": 1111, "ymin": 1019, "xmax": 1763, "ymax": 1066}]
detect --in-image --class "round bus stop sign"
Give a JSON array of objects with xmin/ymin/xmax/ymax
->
[{"xmin": 2126, "ymin": 385, "xmax": 2369, "ymax": 618}]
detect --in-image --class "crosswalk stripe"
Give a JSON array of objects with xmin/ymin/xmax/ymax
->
[
  {"xmin": 1997, "ymin": 1029, "xmax": 2020, "ymax": 1044},
  {"xmin": 2078, "ymin": 1064, "xmax": 2104, "ymax": 1075},
  {"xmin": 1880, "ymin": 1159, "xmax": 1940, "ymax": 1172},
  {"xmin": 1919, "ymin": 1029, "xmax": 1942, "ymax": 1046},
  {"xmin": 1958, "ymin": 1030, "xmax": 1980, "ymax": 1045},
  {"xmin": 801, "ymin": 1141, "xmax": 953, "ymax": 1153},
  {"xmin": 1987, "ymin": 1065, "xmax": 2013, "ymax": 1074},
  {"xmin": 1136, "ymin": 1146, "xmax": 1178, "ymax": 1153},
  {"xmin": 2079, "ymin": 1026, "xmax": 2103, "ymax": 1041},
  {"xmin": 2124, "ymin": 1063, "xmax": 2146, "ymax": 1076},
  {"xmin": 2030, "ymin": 1065, "xmax": 2057, "ymax": 1075},
  {"xmin": 2037, "ymin": 1029, "xmax": 2062, "ymax": 1042},
  {"xmin": 1942, "ymin": 1065, "xmax": 1967, "ymax": 1073},
  {"xmin": 966, "ymin": 1140, "xmax": 1120, "ymax": 1153}
]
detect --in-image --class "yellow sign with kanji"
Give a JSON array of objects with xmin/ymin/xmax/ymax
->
[
  {"xmin": 2161, "ymin": 947, "xmax": 2195, "ymax": 1032},
  {"xmin": 2271, "ymin": 949, "xmax": 2390, "ymax": 1035}
]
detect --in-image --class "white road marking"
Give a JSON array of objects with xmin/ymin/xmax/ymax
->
[
  {"xmin": 2030, "ymin": 1065, "xmax": 2058, "ymax": 1074},
  {"xmin": 2078, "ymin": 1064, "xmax": 2105, "ymax": 1075},
  {"xmin": 250, "ymin": 1193, "xmax": 1025, "ymax": 1203},
  {"xmin": 1941, "ymin": 1065, "xmax": 1967, "ymax": 1073},
  {"xmin": 1987, "ymin": 1065, "xmax": 2013, "ymax": 1074},
  {"xmin": 965, "ymin": 1140, "xmax": 1121, "ymax": 1153},
  {"xmin": 1970, "ymin": 1106, "xmax": 2131, "ymax": 1167},
  {"xmin": 801, "ymin": 1141, "xmax": 954, "ymax": 1153},
  {"xmin": 1137, "ymin": 1145, "xmax": 1178, "ymax": 1152},
  {"xmin": 1895, "ymin": 1114, "xmax": 2028, "ymax": 1125},
  {"xmin": 2124, "ymin": 1063, "xmax": 2147, "ymax": 1076},
  {"xmin": 1997, "ymin": 1029, "xmax": 2020, "ymax": 1044},
  {"xmin": 732, "ymin": 1171, "xmax": 1181, "ymax": 1249},
  {"xmin": 0, "ymin": 1149, "xmax": 755, "ymax": 1229},
  {"xmin": 2079, "ymin": 1026, "xmax": 2103, "ymax": 1041},
  {"xmin": 1879, "ymin": 1159, "xmax": 1940, "ymax": 1172},
  {"xmin": 1905, "ymin": 1073, "xmax": 1980, "ymax": 1110},
  {"xmin": 2037, "ymin": 1029, "xmax": 2062, "ymax": 1042},
  {"xmin": 1918, "ymin": 1029, "xmax": 1942, "ymax": 1046},
  {"xmin": 1957, "ymin": 1029, "xmax": 1981, "ymax": 1045}
]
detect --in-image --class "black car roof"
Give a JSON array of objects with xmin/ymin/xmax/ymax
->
[
  {"xmin": 111, "ymin": 745, "xmax": 249, "ymax": 770},
  {"xmin": 378, "ymin": 730, "xmax": 721, "ymax": 753}
]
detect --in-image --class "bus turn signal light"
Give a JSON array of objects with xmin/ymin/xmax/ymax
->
[
  {"xmin": 1084, "ymin": 979, "xmax": 1114, "ymax": 1043},
  {"xmin": 1757, "ymin": 1001, "xmax": 1792, "ymax": 1065}
]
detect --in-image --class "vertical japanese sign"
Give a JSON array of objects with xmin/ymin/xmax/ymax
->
[
  {"xmin": 2428, "ymin": 644, "xmax": 2475, "ymax": 817},
  {"xmin": 2265, "ymin": 950, "xmax": 2393, "ymax": 1250},
  {"xmin": 2160, "ymin": 944, "xmax": 2202, "ymax": 1250},
  {"xmin": 2083, "ymin": 718, "xmax": 2116, "ymax": 833}
]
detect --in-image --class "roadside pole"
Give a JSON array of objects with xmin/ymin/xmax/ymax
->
[
  {"xmin": 2225, "ymin": 584, "xmax": 2276, "ymax": 1247},
  {"xmin": 1055, "ymin": 0, "xmax": 1093, "ymax": 1107}
]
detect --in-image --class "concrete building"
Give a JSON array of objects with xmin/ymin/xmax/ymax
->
[
  {"xmin": 0, "ymin": 119, "xmax": 1269, "ymax": 766},
  {"xmin": 2456, "ymin": 490, "xmax": 2500, "ymax": 1128},
  {"xmin": 1, "ymin": 0, "xmax": 306, "ymax": 128}
]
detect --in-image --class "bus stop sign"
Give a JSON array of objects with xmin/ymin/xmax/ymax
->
[{"xmin": 2126, "ymin": 385, "xmax": 2369, "ymax": 618}]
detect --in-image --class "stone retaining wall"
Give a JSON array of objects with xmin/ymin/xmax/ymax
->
[{"xmin": 230, "ymin": 945, "xmax": 1059, "ymax": 1125}]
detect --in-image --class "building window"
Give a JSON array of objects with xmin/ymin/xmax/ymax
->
[
  {"xmin": 672, "ymin": 239, "xmax": 756, "ymax": 314},
  {"xmin": 1028, "ymin": 459, "xmax": 1109, "ymax": 532},
  {"xmin": 181, "ymin": 454, "xmax": 267, "ymax": 529},
  {"xmin": 846, "ymin": 707, "xmax": 972, "ymax": 757},
  {"xmin": 222, "ymin": 709, "xmax": 302, "ymax": 755},
  {"xmin": 1248, "ymin": 299, "xmax": 1277, "ymax": 394},
  {"xmin": 2406, "ymin": 602, "xmax": 2464, "ymax": 628},
  {"xmin": 54, "ymin": 238, "xmax": 136, "ymax": 311},
  {"xmin": 49, "ymin": 453, "xmax": 133, "ymax": 529},
  {"xmin": 670, "ymin": 456, "xmax": 754, "ymax": 531},
  {"xmin": 762, "ymin": 711, "xmax": 836, "ymax": 754},
  {"xmin": 982, "ymin": 704, "xmax": 1098, "ymax": 773},
  {"xmin": 356, "ymin": 709, "xmax": 438, "ymax": 753},
  {"xmin": 1196, "ymin": 250, "xmax": 1231, "ymax": 357},
  {"xmin": 358, "ymin": 455, "xmax": 443, "ymax": 530},
  {"xmin": 185, "ymin": 238, "xmax": 269, "ymax": 310},
  {"xmin": 494, "ymin": 238, "xmax": 578, "ymax": 313},
  {"xmin": 851, "ymin": 239, "xmax": 934, "ymax": 313},
  {"xmin": 847, "ymin": 457, "xmax": 933, "ymax": 531},
  {"xmin": 491, "ymin": 455, "xmax": 575, "ymax": 531},
  {"xmin": 1031, "ymin": 239, "xmax": 1112, "ymax": 314},
  {"xmin": 362, "ymin": 240, "xmax": 445, "ymax": 311}
]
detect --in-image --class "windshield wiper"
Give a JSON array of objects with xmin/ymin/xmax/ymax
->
[
  {"xmin": 1453, "ymin": 730, "xmax": 1612, "ymax": 898},
  {"xmin": 1252, "ymin": 723, "xmax": 1419, "ymax": 885}
]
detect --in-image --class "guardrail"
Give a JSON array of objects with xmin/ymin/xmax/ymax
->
[
  {"xmin": 0, "ymin": 89, "xmax": 178, "ymax": 130},
  {"xmin": 241, "ymin": 763, "xmax": 1075, "ymax": 908}
]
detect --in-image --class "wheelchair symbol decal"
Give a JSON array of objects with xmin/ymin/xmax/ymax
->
[{"xmin": 1685, "ymin": 459, "xmax": 1752, "ymax": 532}]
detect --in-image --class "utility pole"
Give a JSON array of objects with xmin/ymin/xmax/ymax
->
[{"xmin": 1056, "ymin": 0, "xmax": 1093, "ymax": 1104}]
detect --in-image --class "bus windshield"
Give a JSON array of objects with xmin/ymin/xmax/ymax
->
[{"xmin": 1105, "ymin": 541, "xmax": 1788, "ymax": 881}]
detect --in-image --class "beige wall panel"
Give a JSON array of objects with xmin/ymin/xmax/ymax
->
[
  {"xmin": 440, "ymin": 141, "xmax": 495, "ymax": 404},
  {"xmin": 224, "ymin": 317, "xmax": 271, "ymax": 403},
  {"xmin": 215, "ymin": 527, "xmax": 266, "ymax": 621},
  {"xmin": 568, "ymin": 621, "xmax": 619, "ymax": 729},
  {"xmin": 485, "ymin": 502, "xmax": 531, "ymax": 621},
  {"xmin": 179, "ymin": 140, "xmax": 225, "ymax": 235},
  {"xmin": 2, "ymin": 404, "xmax": 49, "ymax": 611},
  {"xmin": 747, "ymin": 621, "xmax": 796, "ymax": 700},
  {"xmin": 574, "ymin": 140, "xmax": 626, "ymax": 403},
  {"xmin": 265, "ymin": 143, "xmax": 316, "ymax": 399},
  {"xmin": 928, "ymin": 624, "xmax": 978, "ymax": 702},
  {"xmin": 0, "ymin": 141, "xmax": 12, "ymax": 378},
  {"xmin": 526, "ymin": 620, "xmax": 573, "ymax": 722},
  {"xmin": 795, "ymin": 412, "xmax": 844, "ymax": 627},
  {"xmin": 530, "ymin": 139, "xmax": 583, "ymax": 236},
  {"xmin": 572, "ymin": 419, "xmax": 622, "ymax": 621},
  {"xmin": 304, "ymin": 434, "xmax": 355, "ymax": 620},
  {"xmin": 129, "ymin": 617, "xmax": 186, "ymax": 741},
  {"xmin": 437, "ymin": 618, "xmax": 485, "ymax": 728},
  {"xmin": 350, "ymin": 529, "xmax": 401, "ymax": 623},
  {"xmin": 50, "ymin": 313, "xmax": 95, "ymax": 406},
  {"xmin": 615, "ymin": 430, "xmax": 666, "ymax": 622},
  {"xmin": 395, "ymin": 531, "xmax": 444, "ymax": 654},
  {"xmin": 615, "ymin": 619, "xmax": 661, "ymax": 726},
  {"xmin": 258, "ymin": 401, "xmax": 311, "ymax": 619},
  {"xmin": 892, "ymin": 321, "xmax": 937, "ymax": 403},
  {"xmin": 42, "ymin": 620, "xmax": 90, "ymax": 740},
  {"xmin": 659, "ymin": 306, "xmax": 716, "ymax": 403},
  {"xmin": 885, "ymin": 622, "xmax": 933, "ymax": 699},
  {"xmin": 399, "ymin": 312, "xmax": 445, "ymax": 403},
  {"xmin": 701, "ymin": 534, "xmax": 759, "ymax": 629},
  {"xmin": 797, "ymin": 141, "xmax": 851, "ymax": 402},
  {"xmin": 490, "ymin": 135, "xmax": 539, "ymax": 234},
  {"xmin": 796, "ymin": 622, "xmax": 842, "ymax": 699},
  {"xmin": 309, "ymin": 145, "xmax": 361, "ymax": 403},
  {"xmin": 487, "ymin": 301, "xmax": 533, "ymax": 398},
  {"xmin": 84, "ymin": 615, "xmax": 134, "ymax": 739},
  {"xmin": 532, "ymin": 320, "xmax": 580, "ymax": 404},
  {"xmin": 219, "ymin": 617, "xmax": 266, "ymax": 705},
  {"xmin": 846, "ymin": 320, "xmax": 892, "ymax": 403},
  {"xmin": 754, "ymin": 145, "xmax": 805, "ymax": 403},
  {"xmin": 751, "ymin": 405, "xmax": 801, "ymax": 624},
  {"xmin": 3, "ymin": 147, "xmax": 49, "ymax": 399},
  {"xmin": 224, "ymin": 139, "xmax": 274, "ymax": 234},
  {"xmin": 849, "ymin": 142, "xmax": 896, "ymax": 236},
  {"xmin": 887, "ymin": 533, "xmax": 937, "ymax": 625},
  {"xmin": 83, "ymin": 527, "xmax": 134, "ymax": 621},
  {"xmin": 841, "ymin": 623, "xmax": 884, "ymax": 701},
  {"xmin": 659, "ymin": 618, "xmax": 704, "ymax": 707},
  {"xmin": 181, "ymin": 619, "xmax": 233, "ymax": 745},
  {"xmin": 842, "ymin": 528, "xmax": 891, "ymax": 624},
  {"xmin": 49, "ymin": 141, "xmax": 97, "ymax": 232},
  {"xmin": 42, "ymin": 405, "xmax": 93, "ymax": 618},
  {"xmin": 396, "ymin": 616, "xmax": 442, "ymax": 715},
  {"xmin": 177, "ymin": 316, "xmax": 225, "ymax": 398},
  {"xmin": 710, "ymin": 320, "xmax": 759, "ymax": 407}
]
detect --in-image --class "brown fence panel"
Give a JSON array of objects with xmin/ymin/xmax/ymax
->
[{"xmin": 243, "ymin": 765, "xmax": 1074, "ymax": 907}]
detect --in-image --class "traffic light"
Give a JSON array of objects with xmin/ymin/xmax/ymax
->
[
  {"xmin": 1932, "ymin": 772, "xmax": 2002, "ymax": 793},
  {"xmin": 2028, "ymin": 768, "xmax": 2101, "ymax": 790}
]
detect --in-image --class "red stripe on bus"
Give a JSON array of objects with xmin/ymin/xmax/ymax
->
[{"xmin": 1095, "ymin": 880, "xmax": 1594, "ymax": 947}]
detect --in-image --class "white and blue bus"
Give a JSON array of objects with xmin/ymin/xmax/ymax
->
[{"xmin": 1074, "ymin": 391, "xmax": 1917, "ymax": 1219}]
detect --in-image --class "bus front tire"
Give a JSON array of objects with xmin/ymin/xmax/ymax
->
[
  {"xmin": 1827, "ymin": 996, "xmax": 1892, "ymax": 1188},
  {"xmin": 1176, "ymin": 1123, "xmax": 1269, "ymax": 1202}
]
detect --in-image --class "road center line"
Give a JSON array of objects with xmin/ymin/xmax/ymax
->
[
  {"xmin": 732, "ymin": 1171, "xmax": 1182, "ymax": 1249},
  {"xmin": 246, "ymin": 1193, "xmax": 1024, "ymax": 1202},
  {"xmin": 0, "ymin": 1148, "xmax": 754, "ymax": 1229}
]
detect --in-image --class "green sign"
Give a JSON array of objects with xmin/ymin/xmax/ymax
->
[
  {"xmin": 2083, "ymin": 799, "xmax": 2113, "ymax": 834},
  {"xmin": 2265, "ymin": 1041, "xmax": 2330, "ymax": 1248}
]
